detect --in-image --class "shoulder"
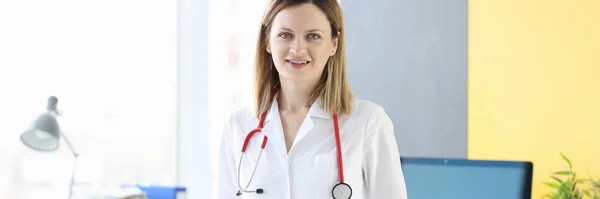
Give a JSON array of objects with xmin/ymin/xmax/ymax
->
[
  {"xmin": 219, "ymin": 107, "xmax": 256, "ymax": 145},
  {"xmin": 350, "ymin": 98, "xmax": 392, "ymax": 124},
  {"xmin": 226, "ymin": 107, "xmax": 255, "ymax": 129},
  {"xmin": 351, "ymin": 99, "xmax": 396, "ymax": 152},
  {"xmin": 349, "ymin": 99, "xmax": 394, "ymax": 142}
]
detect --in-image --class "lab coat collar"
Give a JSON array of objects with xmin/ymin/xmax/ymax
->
[
  {"xmin": 289, "ymin": 98, "xmax": 333, "ymax": 149},
  {"xmin": 263, "ymin": 95, "xmax": 332, "ymax": 124},
  {"xmin": 307, "ymin": 98, "xmax": 332, "ymax": 120},
  {"xmin": 257, "ymin": 94, "xmax": 333, "ymax": 155}
]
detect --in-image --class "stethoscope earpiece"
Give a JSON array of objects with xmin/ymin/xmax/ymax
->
[{"xmin": 236, "ymin": 188, "xmax": 264, "ymax": 196}]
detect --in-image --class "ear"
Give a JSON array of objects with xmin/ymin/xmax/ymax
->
[
  {"xmin": 330, "ymin": 31, "xmax": 340, "ymax": 56},
  {"xmin": 266, "ymin": 42, "xmax": 271, "ymax": 53}
]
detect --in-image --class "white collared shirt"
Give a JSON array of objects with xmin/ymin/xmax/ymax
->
[{"xmin": 212, "ymin": 97, "xmax": 408, "ymax": 199}]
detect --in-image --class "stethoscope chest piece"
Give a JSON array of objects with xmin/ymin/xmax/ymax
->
[{"xmin": 332, "ymin": 182, "xmax": 352, "ymax": 199}]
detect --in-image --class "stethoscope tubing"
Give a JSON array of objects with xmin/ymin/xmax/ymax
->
[
  {"xmin": 333, "ymin": 113, "xmax": 345, "ymax": 183},
  {"xmin": 237, "ymin": 149, "xmax": 265, "ymax": 193},
  {"xmin": 235, "ymin": 85, "xmax": 350, "ymax": 198},
  {"xmin": 236, "ymin": 86, "xmax": 277, "ymax": 195}
]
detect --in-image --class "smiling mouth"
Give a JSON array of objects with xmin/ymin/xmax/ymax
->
[
  {"xmin": 286, "ymin": 60, "xmax": 311, "ymax": 69},
  {"xmin": 286, "ymin": 60, "xmax": 310, "ymax": 64}
]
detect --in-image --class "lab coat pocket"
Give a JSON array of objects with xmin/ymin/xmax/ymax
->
[{"xmin": 310, "ymin": 154, "xmax": 354, "ymax": 199}]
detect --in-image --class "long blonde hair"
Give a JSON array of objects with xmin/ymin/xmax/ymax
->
[{"xmin": 253, "ymin": 0, "xmax": 353, "ymax": 119}]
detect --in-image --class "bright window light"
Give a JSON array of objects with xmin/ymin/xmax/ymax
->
[{"xmin": 0, "ymin": 0, "xmax": 178, "ymax": 198}]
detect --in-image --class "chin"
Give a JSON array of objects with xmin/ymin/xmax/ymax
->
[{"xmin": 279, "ymin": 71, "xmax": 311, "ymax": 82}]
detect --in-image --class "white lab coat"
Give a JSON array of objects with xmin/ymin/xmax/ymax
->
[{"xmin": 212, "ymin": 97, "xmax": 408, "ymax": 199}]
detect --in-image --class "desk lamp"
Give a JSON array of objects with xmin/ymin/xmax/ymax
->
[{"xmin": 20, "ymin": 96, "xmax": 79, "ymax": 199}]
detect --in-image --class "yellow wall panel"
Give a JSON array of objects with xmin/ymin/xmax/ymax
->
[{"xmin": 468, "ymin": 0, "xmax": 600, "ymax": 197}]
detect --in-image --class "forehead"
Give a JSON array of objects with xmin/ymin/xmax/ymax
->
[{"xmin": 271, "ymin": 3, "xmax": 331, "ymax": 32}]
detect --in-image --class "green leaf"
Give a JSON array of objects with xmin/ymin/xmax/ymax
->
[
  {"xmin": 551, "ymin": 176, "xmax": 564, "ymax": 183},
  {"xmin": 543, "ymin": 194, "xmax": 556, "ymax": 199},
  {"xmin": 554, "ymin": 171, "xmax": 572, "ymax": 175},
  {"xmin": 544, "ymin": 182, "xmax": 561, "ymax": 189},
  {"xmin": 560, "ymin": 152, "xmax": 573, "ymax": 169},
  {"xmin": 559, "ymin": 182, "xmax": 571, "ymax": 193}
]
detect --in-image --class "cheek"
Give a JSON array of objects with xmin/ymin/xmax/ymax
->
[
  {"xmin": 308, "ymin": 46, "xmax": 332, "ymax": 63},
  {"xmin": 273, "ymin": 46, "xmax": 289, "ymax": 57},
  {"xmin": 270, "ymin": 42, "xmax": 289, "ymax": 60}
]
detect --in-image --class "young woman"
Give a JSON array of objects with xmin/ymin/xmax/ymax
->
[{"xmin": 213, "ymin": 0, "xmax": 408, "ymax": 198}]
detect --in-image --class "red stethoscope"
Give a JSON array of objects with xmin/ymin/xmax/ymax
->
[{"xmin": 236, "ymin": 85, "xmax": 352, "ymax": 199}]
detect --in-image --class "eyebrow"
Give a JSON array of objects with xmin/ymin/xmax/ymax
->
[{"xmin": 279, "ymin": 27, "xmax": 324, "ymax": 33}]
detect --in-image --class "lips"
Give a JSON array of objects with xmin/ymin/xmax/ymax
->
[
  {"xmin": 286, "ymin": 60, "xmax": 310, "ymax": 69},
  {"xmin": 288, "ymin": 60, "xmax": 308, "ymax": 64}
]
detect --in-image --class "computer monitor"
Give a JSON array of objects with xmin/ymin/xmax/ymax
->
[{"xmin": 400, "ymin": 157, "xmax": 533, "ymax": 199}]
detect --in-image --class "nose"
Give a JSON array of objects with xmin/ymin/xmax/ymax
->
[{"xmin": 289, "ymin": 37, "xmax": 307, "ymax": 55}]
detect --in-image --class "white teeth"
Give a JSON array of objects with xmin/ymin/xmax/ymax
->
[{"xmin": 289, "ymin": 60, "xmax": 308, "ymax": 64}]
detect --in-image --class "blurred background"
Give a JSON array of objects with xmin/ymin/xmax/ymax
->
[{"xmin": 0, "ymin": 0, "xmax": 598, "ymax": 198}]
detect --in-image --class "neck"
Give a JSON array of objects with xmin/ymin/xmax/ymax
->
[{"xmin": 277, "ymin": 78, "xmax": 317, "ymax": 113}]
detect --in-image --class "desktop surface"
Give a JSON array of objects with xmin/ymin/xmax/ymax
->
[{"xmin": 400, "ymin": 157, "xmax": 533, "ymax": 199}]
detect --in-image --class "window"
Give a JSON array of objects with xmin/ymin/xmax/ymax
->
[{"xmin": 0, "ymin": 0, "xmax": 178, "ymax": 198}]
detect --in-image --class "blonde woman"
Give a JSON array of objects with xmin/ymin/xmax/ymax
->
[{"xmin": 213, "ymin": 0, "xmax": 408, "ymax": 198}]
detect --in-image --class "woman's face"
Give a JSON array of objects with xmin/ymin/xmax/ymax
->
[{"xmin": 267, "ymin": 3, "xmax": 338, "ymax": 84}]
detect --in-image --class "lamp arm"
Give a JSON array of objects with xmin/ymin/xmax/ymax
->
[
  {"xmin": 60, "ymin": 132, "xmax": 78, "ymax": 199},
  {"xmin": 60, "ymin": 132, "xmax": 79, "ymax": 158}
]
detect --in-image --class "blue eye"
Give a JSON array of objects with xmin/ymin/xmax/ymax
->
[
  {"xmin": 278, "ymin": 32, "xmax": 292, "ymax": 39},
  {"xmin": 308, "ymin": 34, "xmax": 321, "ymax": 40}
]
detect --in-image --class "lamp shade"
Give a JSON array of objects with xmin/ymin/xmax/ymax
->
[{"xmin": 20, "ymin": 96, "xmax": 61, "ymax": 152}]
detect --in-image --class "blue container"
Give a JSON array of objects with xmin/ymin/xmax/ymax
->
[{"xmin": 124, "ymin": 185, "xmax": 186, "ymax": 199}]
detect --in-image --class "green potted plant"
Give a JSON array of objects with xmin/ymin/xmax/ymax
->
[
  {"xmin": 586, "ymin": 178, "xmax": 600, "ymax": 199},
  {"xmin": 544, "ymin": 153, "xmax": 599, "ymax": 199}
]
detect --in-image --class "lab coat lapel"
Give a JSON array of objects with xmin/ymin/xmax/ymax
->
[
  {"xmin": 262, "ymin": 98, "xmax": 289, "ymax": 159},
  {"xmin": 292, "ymin": 99, "xmax": 331, "ymax": 147}
]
